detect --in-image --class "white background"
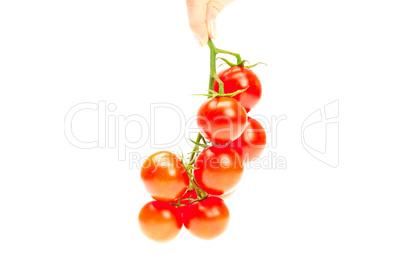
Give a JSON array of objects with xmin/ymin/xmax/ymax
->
[{"xmin": 1, "ymin": 0, "xmax": 402, "ymax": 267}]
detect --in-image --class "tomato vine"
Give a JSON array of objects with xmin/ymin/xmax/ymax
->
[
  {"xmin": 172, "ymin": 39, "xmax": 245, "ymax": 205},
  {"xmin": 139, "ymin": 38, "xmax": 266, "ymax": 242}
]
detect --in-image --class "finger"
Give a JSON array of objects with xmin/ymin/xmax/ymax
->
[
  {"xmin": 186, "ymin": 0, "xmax": 210, "ymax": 47},
  {"xmin": 206, "ymin": 0, "xmax": 235, "ymax": 39},
  {"xmin": 206, "ymin": 18, "xmax": 217, "ymax": 40}
]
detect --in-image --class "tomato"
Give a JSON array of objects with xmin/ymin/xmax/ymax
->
[
  {"xmin": 183, "ymin": 196, "xmax": 230, "ymax": 240},
  {"xmin": 214, "ymin": 189, "xmax": 236, "ymax": 199},
  {"xmin": 194, "ymin": 145, "xmax": 243, "ymax": 195},
  {"xmin": 141, "ymin": 151, "xmax": 189, "ymax": 201},
  {"xmin": 229, "ymin": 117, "xmax": 267, "ymax": 162},
  {"xmin": 138, "ymin": 201, "xmax": 183, "ymax": 242},
  {"xmin": 214, "ymin": 67, "xmax": 262, "ymax": 112},
  {"xmin": 173, "ymin": 189, "xmax": 197, "ymax": 216},
  {"xmin": 197, "ymin": 97, "xmax": 247, "ymax": 144}
]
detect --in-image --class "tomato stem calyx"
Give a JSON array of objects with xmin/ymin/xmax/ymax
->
[
  {"xmin": 207, "ymin": 39, "xmax": 242, "ymax": 94},
  {"xmin": 193, "ymin": 87, "xmax": 249, "ymax": 98},
  {"xmin": 218, "ymin": 58, "xmax": 267, "ymax": 69},
  {"xmin": 189, "ymin": 139, "xmax": 209, "ymax": 148}
]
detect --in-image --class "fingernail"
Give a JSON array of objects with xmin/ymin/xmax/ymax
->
[
  {"xmin": 194, "ymin": 35, "xmax": 203, "ymax": 47},
  {"xmin": 209, "ymin": 19, "xmax": 217, "ymax": 39},
  {"xmin": 207, "ymin": 20, "xmax": 213, "ymax": 39}
]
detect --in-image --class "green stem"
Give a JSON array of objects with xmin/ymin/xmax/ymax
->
[
  {"xmin": 207, "ymin": 39, "xmax": 218, "ymax": 93},
  {"xmin": 214, "ymin": 74, "xmax": 224, "ymax": 94},
  {"xmin": 216, "ymin": 48, "xmax": 242, "ymax": 65},
  {"xmin": 208, "ymin": 39, "xmax": 242, "ymax": 93},
  {"xmin": 189, "ymin": 133, "xmax": 202, "ymax": 163},
  {"xmin": 188, "ymin": 39, "xmax": 220, "ymax": 164},
  {"xmin": 188, "ymin": 39, "xmax": 219, "ymax": 164},
  {"xmin": 178, "ymin": 39, "xmax": 242, "ymax": 202}
]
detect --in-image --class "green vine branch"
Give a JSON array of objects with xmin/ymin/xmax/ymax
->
[{"xmin": 171, "ymin": 39, "xmax": 243, "ymax": 207}]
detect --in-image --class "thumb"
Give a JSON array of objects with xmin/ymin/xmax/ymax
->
[
  {"xmin": 206, "ymin": 0, "xmax": 235, "ymax": 39},
  {"xmin": 186, "ymin": 0, "xmax": 210, "ymax": 47}
]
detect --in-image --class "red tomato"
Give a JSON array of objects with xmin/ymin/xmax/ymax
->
[
  {"xmin": 173, "ymin": 189, "xmax": 198, "ymax": 216},
  {"xmin": 138, "ymin": 201, "xmax": 183, "ymax": 243},
  {"xmin": 229, "ymin": 117, "xmax": 267, "ymax": 162},
  {"xmin": 214, "ymin": 189, "xmax": 236, "ymax": 199},
  {"xmin": 197, "ymin": 97, "xmax": 247, "ymax": 144},
  {"xmin": 183, "ymin": 196, "xmax": 230, "ymax": 240},
  {"xmin": 141, "ymin": 151, "xmax": 189, "ymax": 201},
  {"xmin": 214, "ymin": 67, "xmax": 262, "ymax": 112},
  {"xmin": 194, "ymin": 145, "xmax": 243, "ymax": 195}
]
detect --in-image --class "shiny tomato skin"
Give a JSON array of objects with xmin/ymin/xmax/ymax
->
[
  {"xmin": 194, "ymin": 145, "xmax": 243, "ymax": 196},
  {"xmin": 214, "ymin": 67, "xmax": 262, "ymax": 112},
  {"xmin": 183, "ymin": 196, "xmax": 230, "ymax": 240},
  {"xmin": 138, "ymin": 201, "xmax": 183, "ymax": 243},
  {"xmin": 213, "ymin": 189, "xmax": 236, "ymax": 199},
  {"xmin": 141, "ymin": 151, "xmax": 189, "ymax": 202},
  {"xmin": 197, "ymin": 97, "xmax": 247, "ymax": 144},
  {"xmin": 229, "ymin": 117, "xmax": 267, "ymax": 162}
]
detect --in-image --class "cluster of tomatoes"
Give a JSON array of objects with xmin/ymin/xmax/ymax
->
[{"xmin": 139, "ymin": 52, "xmax": 266, "ymax": 242}]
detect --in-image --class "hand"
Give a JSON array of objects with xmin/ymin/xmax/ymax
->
[{"xmin": 186, "ymin": 0, "xmax": 235, "ymax": 47}]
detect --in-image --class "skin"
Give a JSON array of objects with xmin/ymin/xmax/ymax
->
[
  {"xmin": 214, "ymin": 67, "xmax": 262, "ymax": 112},
  {"xmin": 183, "ymin": 196, "xmax": 230, "ymax": 240},
  {"xmin": 197, "ymin": 97, "xmax": 247, "ymax": 144},
  {"xmin": 213, "ymin": 189, "xmax": 236, "ymax": 199},
  {"xmin": 138, "ymin": 201, "xmax": 183, "ymax": 243},
  {"xmin": 194, "ymin": 145, "xmax": 243, "ymax": 195},
  {"xmin": 229, "ymin": 117, "xmax": 267, "ymax": 162},
  {"xmin": 186, "ymin": 0, "xmax": 235, "ymax": 46},
  {"xmin": 141, "ymin": 151, "xmax": 189, "ymax": 201}
]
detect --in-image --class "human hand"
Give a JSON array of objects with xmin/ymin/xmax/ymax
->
[{"xmin": 186, "ymin": 0, "xmax": 235, "ymax": 47}]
